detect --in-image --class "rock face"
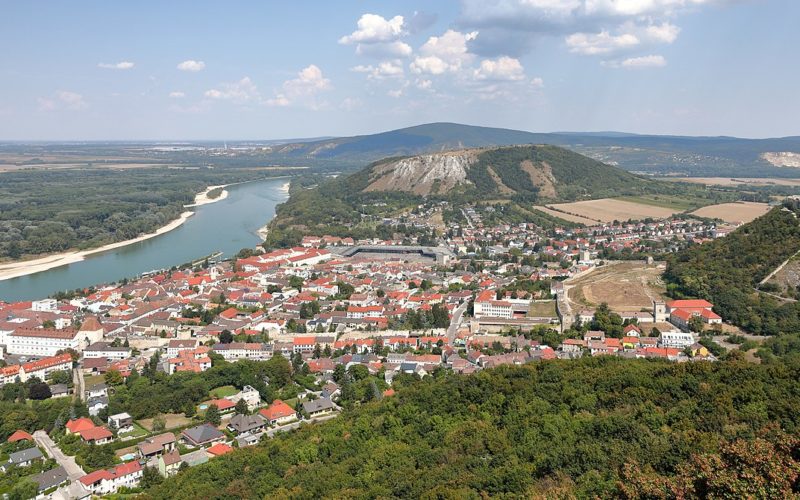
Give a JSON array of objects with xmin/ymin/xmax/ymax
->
[{"xmin": 364, "ymin": 150, "xmax": 479, "ymax": 196}]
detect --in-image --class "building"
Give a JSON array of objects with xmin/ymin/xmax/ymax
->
[
  {"xmin": 108, "ymin": 413, "xmax": 134, "ymax": 433},
  {"xmin": 302, "ymin": 398, "xmax": 336, "ymax": 418},
  {"xmin": 212, "ymin": 342, "xmax": 272, "ymax": 362},
  {"xmin": 166, "ymin": 339, "xmax": 199, "ymax": 359},
  {"xmin": 227, "ymin": 385, "xmax": 261, "ymax": 410},
  {"xmin": 660, "ymin": 331, "xmax": 696, "ymax": 349},
  {"xmin": 0, "ymin": 353, "xmax": 72, "ymax": 386},
  {"xmin": 227, "ymin": 413, "xmax": 267, "ymax": 435},
  {"xmin": 83, "ymin": 342, "xmax": 131, "ymax": 360},
  {"xmin": 666, "ymin": 299, "xmax": 722, "ymax": 330},
  {"xmin": 79, "ymin": 461, "xmax": 142, "ymax": 495},
  {"xmin": 259, "ymin": 399, "xmax": 297, "ymax": 426},
  {"xmin": 2, "ymin": 447, "xmax": 44, "ymax": 472},
  {"xmin": 138, "ymin": 432, "xmax": 176, "ymax": 459},
  {"xmin": 158, "ymin": 450, "xmax": 183, "ymax": 477},
  {"xmin": 473, "ymin": 290, "xmax": 531, "ymax": 320},
  {"xmin": 6, "ymin": 328, "xmax": 82, "ymax": 357},
  {"xmin": 167, "ymin": 346, "xmax": 212, "ymax": 374},
  {"xmin": 181, "ymin": 424, "xmax": 225, "ymax": 448}
]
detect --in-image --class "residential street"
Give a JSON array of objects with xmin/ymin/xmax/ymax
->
[
  {"xmin": 447, "ymin": 301, "xmax": 469, "ymax": 344},
  {"xmin": 33, "ymin": 430, "xmax": 85, "ymax": 481}
]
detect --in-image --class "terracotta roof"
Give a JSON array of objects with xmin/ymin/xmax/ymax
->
[
  {"xmin": 7, "ymin": 430, "xmax": 33, "ymax": 443},
  {"xmin": 206, "ymin": 443, "xmax": 233, "ymax": 457}
]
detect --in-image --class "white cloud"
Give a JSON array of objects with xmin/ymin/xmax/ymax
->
[
  {"xmin": 266, "ymin": 65, "xmax": 332, "ymax": 107},
  {"xmin": 621, "ymin": 54, "xmax": 667, "ymax": 67},
  {"xmin": 204, "ymin": 77, "xmax": 260, "ymax": 102},
  {"xmin": 340, "ymin": 97, "xmax": 363, "ymax": 111},
  {"xmin": 566, "ymin": 30, "xmax": 639, "ymax": 55},
  {"xmin": 411, "ymin": 30, "xmax": 478, "ymax": 74},
  {"xmin": 415, "ymin": 78, "xmax": 433, "ymax": 90},
  {"xmin": 530, "ymin": 77, "xmax": 545, "ymax": 89},
  {"xmin": 339, "ymin": 14, "xmax": 405, "ymax": 44},
  {"xmin": 353, "ymin": 60, "xmax": 405, "ymax": 80},
  {"xmin": 645, "ymin": 22, "xmax": 681, "ymax": 43},
  {"xmin": 474, "ymin": 56, "xmax": 526, "ymax": 81},
  {"xmin": 98, "ymin": 61, "xmax": 134, "ymax": 70},
  {"xmin": 387, "ymin": 81, "xmax": 410, "ymax": 98},
  {"xmin": 585, "ymin": 0, "xmax": 712, "ymax": 17},
  {"xmin": 38, "ymin": 90, "xmax": 87, "ymax": 111},
  {"xmin": 355, "ymin": 41, "xmax": 413, "ymax": 58},
  {"xmin": 177, "ymin": 60, "xmax": 206, "ymax": 72},
  {"xmin": 169, "ymin": 91, "xmax": 186, "ymax": 98}
]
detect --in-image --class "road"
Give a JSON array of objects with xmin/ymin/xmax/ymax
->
[
  {"xmin": 34, "ymin": 430, "xmax": 86, "ymax": 481},
  {"xmin": 74, "ymin": 367, "xmax": 85, "ymax": 402},
  {"xmin": 264, "ymin": 413, "xmax": 339, "ymax": 438},
  {"xmin": 448, "ymin": 301, "xmax": 469, "ymax": 344}
]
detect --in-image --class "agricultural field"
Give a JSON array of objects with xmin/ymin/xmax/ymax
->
[
  {"xmin": 662, "ymin": 176, "xmax": 800, "ymax": 187},
  {"xmin": 532, "ymin": 205, "xmax": 598, "ymax": 224},
  {"xmin": 565, "ymin": 261, "xmax": 667, "ymax": 313},
  {"xmin": 690, "ymin": 201, "xmax": 771, "ymax": 224},
  {"xmin": 543, "ymin": 198, "xmax": 681, "ymax": 223}
]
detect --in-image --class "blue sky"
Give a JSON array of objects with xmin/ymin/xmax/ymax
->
[{"xmin": 1, "ymin": 0, "xmax": 797, "ymax": 140}]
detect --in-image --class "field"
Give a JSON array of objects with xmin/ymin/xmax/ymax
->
[
  {"xmin": 528, "ymin": 300, "xmax": 558, "ymax": 318},
  {"xmin": 138, "ymin": 413, "xmax": 192, "ymax": 431},
  {"xmin": 565, "ymin": 261, "xmax": 667, "ymax": 313},
  {"xmin": 532, "ymin": 206, "xmax": 598, "ymax": 224},
  {"xmin": 543, "ymin": 198, "xmax": 681, "ymax": 223},
  {"xmin": 690, "ymin": 201, "xmax": 771, "ymax": 224},
  {"xmin": 661, "ymin": 177, "xmax": 800, "ymax": 187},
  {"xmin": 210, "ymin": 385, "xmax": 239, "ymax": 398}
]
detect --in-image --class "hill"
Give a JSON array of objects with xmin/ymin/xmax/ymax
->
[
  {"xmin": 144, "ymin": 358, "xmax": 800, "ymax": 499},
  {"xmin": 263, "ymin": 144, "xmax": 706, "ymax": 247},
  {"xmin": 664, "ymin": 200, "xmax": 800, "ymax": 334},
  {"xmin": 262, "ymin": 122, "xmax": 800, "ymax": 178}
]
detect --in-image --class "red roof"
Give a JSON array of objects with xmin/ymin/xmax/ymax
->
[
  {"xmin": 66, "ymin": 418, "xmax": 95, "ymax": 434},
  {"xmin": 207, "ymin": 443, "xmax": 233, "ymax": 456},
  {"xmin": 79, "ymin": 426, "xmax": 113, "ymax": 441},
  {"xmin": 259, "ymin": 399, "xmax": 295, "ymax": 421},
  {"xmin": 205, "ymin": 399, "xmax": 235, "ymax": 411},
  {"xmin": 667, "ymin": 299, "xmax": 712, "ymax": 309},
  {"xmin": 79, "ymin": 469, "xmax": 114, "ymax": 485},
  {"xmin": 7, "ymin": 430, "xmax": 33, "ymax": 443}
]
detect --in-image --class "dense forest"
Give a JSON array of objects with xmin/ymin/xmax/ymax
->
[
  {"xmin": 0, "ymin": 167, "xmax": 289, "ymax": 260},
  {"xmin": 145, "ymin": 354, "xmax": 800, "ymax": 499},
  {"xmin": 664, "ymin": 201, "xmax": 800, "ymax": 334}
]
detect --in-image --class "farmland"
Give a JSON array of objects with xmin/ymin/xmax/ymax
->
[
  {"xmin": 542, "ymin": 198, "xmax": 681, "ymax": 223},
  {"xmin": 565, "ymin": 261, "xmax": 667, "ymax": 313},
  {"xmin": 690, "ymin": 201, "xmax": 771, "ymax": 224}
]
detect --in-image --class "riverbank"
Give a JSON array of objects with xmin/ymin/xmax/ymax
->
[
  {"xmin": 254, "ymin": 181, "xmax": 290, "ymax": 241},
  {"xmin": 185, "ymin": 184, "xmax": 230, "ymax": 207},
  {"xmin": 0, "ymin": 211, "xmax": 195, "ymax": 282}
]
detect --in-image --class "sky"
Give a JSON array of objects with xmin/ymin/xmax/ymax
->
[{"xmin": 0, "ymin": 0, "xmax": 798, "ymax": 140}]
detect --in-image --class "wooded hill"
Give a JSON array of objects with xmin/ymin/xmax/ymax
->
[
  {"xmin": 665, "ymin": 200, "xmax": 800, "ymax": 334},
  {"xmin": 144, "ymin": 356, "xmax": 800, "ymax": 499}
]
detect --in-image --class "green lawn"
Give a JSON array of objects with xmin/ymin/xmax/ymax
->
[
  {"xmin": 84, "ymin": 374, "xmax": 106, "ymax": 386},
  {"xmin": 210, "ymin": 385, "xmax": 239, "ymax": 398},
  {"xmin": 528, "ymin": 300, "xmax": 557, "ymax": 318}
]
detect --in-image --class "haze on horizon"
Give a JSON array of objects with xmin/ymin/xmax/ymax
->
[{"xmin": 1, "ymin": 0, "xmax": 797, "ymax": 141}]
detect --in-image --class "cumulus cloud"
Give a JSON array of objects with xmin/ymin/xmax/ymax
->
[
  {"xmin": 410, "ymin": 30, "xmax": 478, "ymax": 75},
  {"xmin": 204, "ymin": 77, "xmax": 260, "ymax": 102},
  {"xmin": 177, "ymin": 60, "xmax": 205, "ymax": 72},
  {"xmin": 474, "ymin": 56, "xmax": 526, "ymax": 81},
  {"xmin": 38, "ymin": 90, "xmax": 87, "ymax": 111},
  {"xmin": 266, "ymin": 64, "xmax": 332, "ymax": 108},
  {"xmin": 98, "ymin": 61, "xmax": 134, "ymax": 70},
  {"xmin": 340, "ymin": 14, "xmax": 412, "ymax": 59},
  {"xmin": 644, "ymin": 22, "xmax": 681, "ymax": 43},
  {"xmin": 169, "ymin": 91, "xmax": 185, "ymax": 98},
  {"xmin": 352, "ymin": 60, "xmax": 405, "ymax": 80},
  {"xmin": 566, "ymin": 30, "xmax": 639, "ymax": 55},
  {"xmin": 531, "ymin": 77, "xmax": 545, "ymax": 89}
]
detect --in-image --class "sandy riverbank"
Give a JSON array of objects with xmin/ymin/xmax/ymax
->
[
  {"xmin": 254, "ymin": 182, "xmax": 290, "ymax": 241},
  {"xmin": 0, "ymin": 211, "xmax": 195, "ymax": 281},
  {"xmin": 185, "ymin": 184, "xmax": 230, "ymax": 207}
]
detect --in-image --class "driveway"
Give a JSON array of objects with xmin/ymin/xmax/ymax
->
[
  {"xmin": 447, "ymin": 301, "xmax": 469, "ymax": 344},
  {"xmin": 33, "ymin": 430, "xmax": 85, "ymax": 481}
]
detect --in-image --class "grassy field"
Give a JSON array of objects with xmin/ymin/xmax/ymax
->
[
  {"xmin": 210, "ymin": 385, "xmax": 239, "ymax": 398},
  {"xmin": 690, "ymin": 201, "xmax": 771, "ymax": 224},
  {"xmin": 615, "ymin": 194, "xmax": 701, "ymax": 211},
  {"xmin": 566, "ymin": 261, "xmax": 667, "ymax": 313},
  {"xmin": 138, "ymin": 413, "xmax": 192, "ymax": 432},
  {"xmin": 528, "ymin": 300, "xmax": 558, "ymax": 318}
]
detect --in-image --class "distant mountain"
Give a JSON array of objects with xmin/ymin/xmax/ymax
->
[{"xmin": 265, "ymin": 122, "xmax": 800, "ymax": 178}]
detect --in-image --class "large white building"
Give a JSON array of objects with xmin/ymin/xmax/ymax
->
[
  {"xmin": 0, "ymin": 353, "xmax": 73, "ymax": 385},
  {"xmin": 7, "ymin": 328, "xmax": 83, "ymax": 357},
  {"xmin": 659, "ymin": 331, "xmax": 695, "ymax": 349},
  {"xmin": 473, "ymin": 290, "xmax": 531, "ymax": 320}
]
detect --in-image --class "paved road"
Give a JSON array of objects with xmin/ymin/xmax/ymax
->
[
  {"xmin": 74, "ymin": 367, "xmax": 85, "ymax": 402},
  {"xmin": 264, "ymin": 413, "xmax": 339, "ymax": 438},
  {"xmin": 447, "ymin": 301, "xmax": 469, "ymax": 344},
  {"xmin": 33, "ymin": 430, "xmax": 85, "ymax": 481}
]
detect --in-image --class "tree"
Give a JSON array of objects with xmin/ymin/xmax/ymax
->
[
  {"xmin": 141, "ymin": 466, "xmax": 164, "ymax": 489},
  {"xmin": 152, "ymin": 415, "xmax": 167, "ymax": 432},
  {"xmin": 48, "ymin": 370, "xmax": 72, "ymax": 386},
  {"xmin": 8, "ymin": 479, "xmax": 37, "ymax": 500},
  {"xmin": 313, "ymin": 343, "xmax": 322, "ymax": 359},
  {"xmin": 104, "ymin": 369, "xmax": 123, "ymax": 386},
  {"xmin": 219, "ymin": 329, "xmax": 234, "ymax": 344},
  {"xmin": 235, "ymin": 398, "xmax": 249, "ymax": 415},
  {"xmin": 28, "ymin": 382, "xmax": 51, "ymax": 400},
  {"xmin": 205, "ymin": 404, "xmax": 221, "ymax": 426}
]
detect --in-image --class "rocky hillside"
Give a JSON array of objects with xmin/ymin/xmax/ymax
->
[{"xmin": 358, "ymin": 144, "xmax": 651, "ymax": 201}]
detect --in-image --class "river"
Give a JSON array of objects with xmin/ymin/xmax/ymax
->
[{"xmin": 0, "ymin": 177, "xmax": 289, "ymax": 302}]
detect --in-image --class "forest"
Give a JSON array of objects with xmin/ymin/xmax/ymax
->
[
  {"xmin": 145, "ymin": 354, "xmax": 800, "ymax": 499},
  {"xmin": 664, "ymin": 201, "xmax": 800, "ymax": 334},
  {"xmin": 0, "ymin": 167, "xmax": 290, "ymax": 260}
]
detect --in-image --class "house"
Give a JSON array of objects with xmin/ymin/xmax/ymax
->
[
  {"xmin": 228, "ymin": 413, "xmax": 267, "ymax": 435},
  {"xmin": 0, "ymin": 353, "xmax": 73, "ymax": 386},
  {"xmin": 79, "ymin": 426, "xmax": 113, "ymax": 445},
  {"xmin": 138, "ymin": 432, "xmax": 177, "ymax": 459},
  {"xmin": 2, "ymin": 447, "xmax": 44, "ymax": 471},
  {"xmin": 31, "ymin": 465, "xmax": 69, "ymax": 494},
  {"xmin": 79, "ymin": 461, "xmax": 142, "ymax": 495},
  {"xmin": 206, "ymin": 443, "xmax": 234, "ymax": 458},
  {"xmin": 166, "ymin": 339, "xmax": 199, "ymax": 358},
  {"xmin": 7, "ymin": 430, "xmax": 34, "ymax": 443},
  {"xmin": 259, "ymin": 399, "xmax": 297, "ymax": 426},
  {"xmin": 167, "ymin": 346, "xmax": 212, "ymax": 374},
  {"xmin": 181, "ymin": 424, "xmax": 225, "ymax": 448},
  {"xmin": 87, "ymin": 396, "xmax": 109, "ymax": 417},
  {"xmin": 85, "ymin": 383, "xmax": 109, "ymax": 400},
  {"xmin": 179, "ymin": 449, "xmax": 208, "ymax": 467},
  {"xmin": 83, "ymin": 342, "xmax": 131, "ymax": 360},
  {"xmin": 65, "ymin": 418, "xmax": 95, "ymax": 435},
  {"xmin": 666, "ymin": 299, "xmax": 722, "ymax": 329},
  {"xmin": 226, "ymin": 385, "xmax": 261, "ymax": 410},
  {"xmin": 660, "ymin": 331, "xmax": 695, "ymax": 349},
  {"xmin": 203, "ymin": 398, "xmax": 236, "ymax": 414},
  {"xmin": 49, "ymin": 383, "xmax": 71, "ymax": 398},
  {"xmin": 302, "ymin": 398, "xmax": 336, "ymax": 418},
  {"xmin": 158, "ymin": 450, "xmax": 183, "ymax": 477},
  {"xmin": 108, "ymin": 412, "xmax": 134, "ymax": 433}
]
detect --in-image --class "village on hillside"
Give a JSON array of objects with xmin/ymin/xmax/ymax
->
[{"xmin": 0, "ymin": 207, "xmax": 749, "ymax": 497}]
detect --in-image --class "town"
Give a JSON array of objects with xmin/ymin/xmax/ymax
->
[{"xmin": 0, "ymin": 205, "xmax": 738, "ymax": 498}]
